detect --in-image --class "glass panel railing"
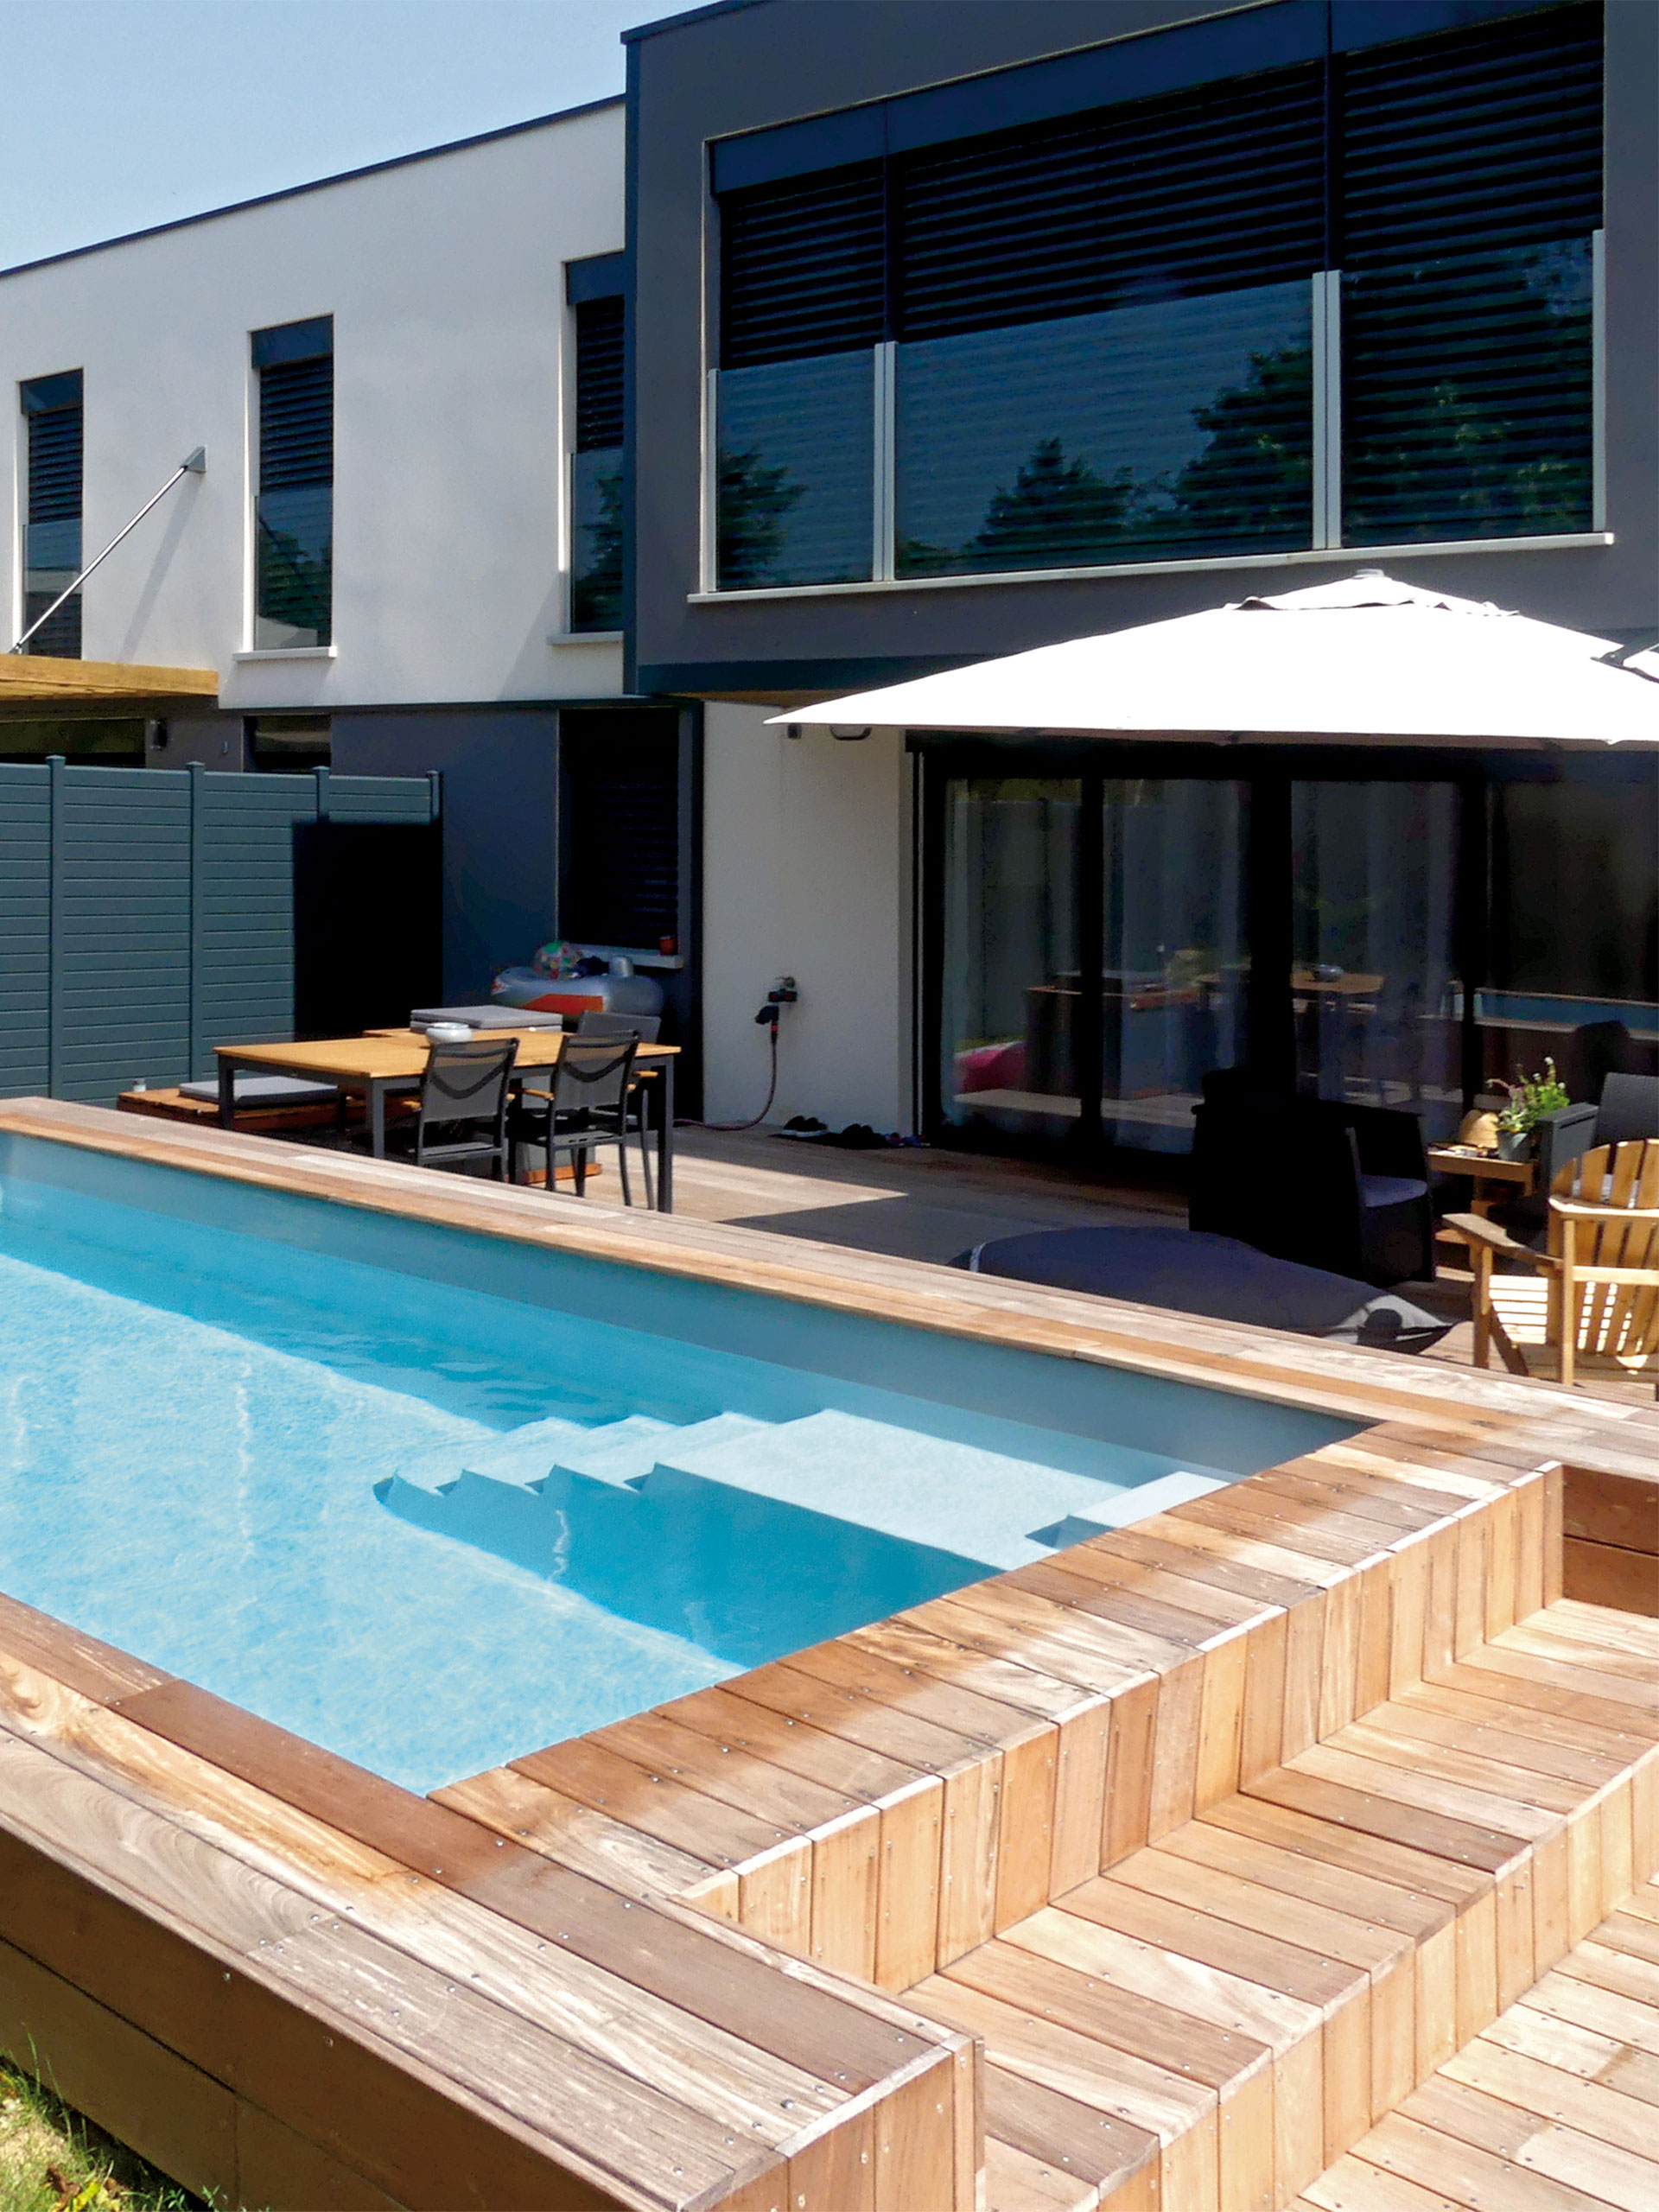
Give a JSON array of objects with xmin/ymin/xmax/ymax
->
[
  {"xmin": 570, "ymin": 447, "xmax": 623, "ymax": 631},
  {"xmin": 254, "ymin": 486, "xmax": 332, "ymax": 649},
  {"xmin": 894, "ymin": 280, "xmax": 1313, "ymax": 576},
  {"xmin": 715, "ymin": 350, "xmax": 874, "ymax": 588},
  {"xmin": 1342, "ymin": 238, "xmax": 1593, "ymax": 545}
]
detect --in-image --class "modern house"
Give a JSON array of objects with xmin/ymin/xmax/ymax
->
[
  {"xmin": 0, "ymin": 94, "xmax": 697, "ymax": 1080},
  {"xmin": 626, "ymin": 0, "xmax": 1658, "ymax": 1147},
  {"xmin": 3, "ymin": 0, "xmax": 1654, "ymax": 1159}
]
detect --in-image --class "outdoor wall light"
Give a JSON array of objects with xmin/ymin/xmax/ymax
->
[{"xmin": 830, "ymin": 725, "xmax": 872, "ymax": 741}]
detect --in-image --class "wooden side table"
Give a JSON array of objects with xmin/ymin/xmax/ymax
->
[{"xmin": 1430, "ymin": 1146, "xmax": 1536, "ymax": 1262}]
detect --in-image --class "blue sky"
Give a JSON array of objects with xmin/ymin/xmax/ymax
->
[{"xmin": 0, "ymin": 0, "xmax": 670, "ymax": 272}]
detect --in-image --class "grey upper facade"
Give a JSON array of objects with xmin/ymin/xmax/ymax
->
[{"xmin": 626, "ymin": 0, "xmax": 1658, "ymax": 697}]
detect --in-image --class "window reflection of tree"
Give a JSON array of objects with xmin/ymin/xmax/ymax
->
[
  {"xmin": 716, "ymin": 448, "xmax": 804, "ymax": 588},
  {"xmin": 573, "ymin": 464, "xmax": 625, "ymax": 630},
  {"xmin": 257, "ymin": 517, "xmax": 331, "ymax": 644},
  {"xmin": 1344, "ymin": 244, "xmax": 1593, "ymax": 541}
]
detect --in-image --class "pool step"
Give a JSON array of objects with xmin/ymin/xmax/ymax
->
[
  {"xmin": 379, "ymin": 1406, "xmax": 1228, "ymax": 1666},
  {"xmin": 651, "ymin": 1409, "xmax": 1225, "ymax": 1572}
]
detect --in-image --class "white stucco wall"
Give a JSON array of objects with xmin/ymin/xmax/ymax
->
[
  {"xmin": 701, "ymin": 703, "xmax": 913, "ymax": 1133},
  {"xmin": 0, "ymin": 101, "xmax": 624, "ymax": 709}
]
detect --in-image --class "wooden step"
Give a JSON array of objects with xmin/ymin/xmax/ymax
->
[
  {"xmin": 1296, "ymin": 1874, "xmax": 1659, "ymax": 2209},
  {"xmin": 908, "ymin": 1596, "xmax": 1659, "ymax": 2212}
]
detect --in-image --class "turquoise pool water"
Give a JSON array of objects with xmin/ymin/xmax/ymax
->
[{"xmin": 0, "ymin": 1135, "xmax": 1355, "ymax": 1790}]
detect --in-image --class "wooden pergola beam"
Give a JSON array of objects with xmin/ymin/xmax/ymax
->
[{"xmin": 0, "ymin": 653, "xmax": 219, "ymax": 702}]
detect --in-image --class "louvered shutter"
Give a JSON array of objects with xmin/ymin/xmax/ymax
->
[
  {"xmin": 896, "ymin": 62, "xmax": 1325, "ymax": 342},
  {"xmin": 1338, "ymin": 2, "xmax": 1603, "ymax": 543},
  {"xmin": 560, "ymin": 716, "xmax": 680, "ymax": 950},
  {"xmin": 719, "ymin": 162, "xmax": 885, "ymax": 368},
  {"xmin": 260, "ymin": 356, "xmax": 334, "ymax": 493},
  {"xmin": 575, "ymin": 297, "xmax": 625, "ymax": 450}
]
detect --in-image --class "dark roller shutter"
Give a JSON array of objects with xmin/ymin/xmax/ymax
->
[
  {"xmin": 1338, "ymin": 3, "xmax": 1602, "ymax": 543},
  {"xmin": 28, "ymin": 404, "xmax": 82, "ymax": 524},
  {"xmin": 1338, "ymin": 2, "xmax": 1603, "ymax": 266},
  {"xmin": 260, "ymin": 355, "xmax": 333, "ymax": 490},
  {"xmin": 720, "ymin": 161, "xmax": 885, "ymax": 367},
  {"xmin": 896, "ymin": 62, "xmax": 1325, "ymax": 344},
  {"xmin": 575, "ymin": 296, "xmax": 625, "ymax": 449},
  {"xmin": 560, "ymin": 714, "xmax": 680, "ymax": 950}
]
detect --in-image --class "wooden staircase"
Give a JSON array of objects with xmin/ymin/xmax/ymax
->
[
  {"xmin": 444, "ymin": 1414, "xmax": 1659, "ymax": 2212},
  {"xmin": 910, "ymin": 1593, "xmax": 1659, "ymax": 2209}
]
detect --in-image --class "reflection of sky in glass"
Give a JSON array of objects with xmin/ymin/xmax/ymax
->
[
  {"xmin": 897, "ymin": 282, "xmax": 1310, "ymax": 562},
  {"xmin": 717, "ymin": 352, "xmax": 873, "ymax": 587}
]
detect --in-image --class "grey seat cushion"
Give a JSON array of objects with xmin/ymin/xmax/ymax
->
[
  {"xmin": 958, "ymin": 1225, "xmax": 1451, "ymax": 1352},
  {"xmin": 178, "ymin": 1075, "xmax": 339, "ymax": 1107}
]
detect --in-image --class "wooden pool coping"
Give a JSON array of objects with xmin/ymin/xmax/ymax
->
[{"xmin": 0, "ymin": 1097, "xmax": 1655, "ymax": 2212}]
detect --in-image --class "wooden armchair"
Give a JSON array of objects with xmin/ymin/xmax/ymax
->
[{"xmin": 1448, "ymin": 1138, "xmax": 1659, "ymax": 1392}]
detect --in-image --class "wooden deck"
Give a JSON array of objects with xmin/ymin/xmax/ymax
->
[
  {"xmin": 1300, "ymin": 1871, "xmax": 1659, "ymax": 2210},
  {"xmin": 0, "ymin": 1100, "xmax": 1656, "ymax": 2209}
]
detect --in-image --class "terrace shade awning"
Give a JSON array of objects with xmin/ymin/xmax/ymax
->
[
  {"xmin": 0, "ymin": 653, "xmax": 219, "ymax": 707},
  {"xmin": 769, "ymin": 574, "xmax": 1659, "ymax": 748}
]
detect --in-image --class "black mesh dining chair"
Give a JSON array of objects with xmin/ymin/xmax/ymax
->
[
  {"xmin": 512, "ymin": 1034, "xmax": 639, "ymax": 1201},
  {"xmin": 576, "ymin": 1011, "xmax": 662, "ymax": 1207},
  {"xmin": 409, "ymin": 1035, "xmax": 518, "ymax": 1178}
]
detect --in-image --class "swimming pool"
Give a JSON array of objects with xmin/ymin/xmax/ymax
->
[{"xmin": 0, "ymin": 1130, "xmax": 1356, "ymax": 1790}]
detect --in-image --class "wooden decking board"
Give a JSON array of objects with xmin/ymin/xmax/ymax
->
[
  {"xmin": 9, "ymin": 1659, "xmax": 951, "ymax": 2116},
  {"xmin": 785, "ymin": 1629, "xmax": 1066, "ymax": 1745},
  {"xmin": 1000, "ymin": 1558, "xmax": 1248, "ymax": 1651},
  {"xmin": 0, "ymin": 1589, "xmax": 173, "ymax": 1707},
  {"xmin": 983, "ymin": 2065, "xmax": 1160, "ymax": 2197}
]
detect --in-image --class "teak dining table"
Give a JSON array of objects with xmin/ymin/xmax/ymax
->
[{"xmin": 213, "ymin": 1029, "xmax": 680, "ymax": 1209}]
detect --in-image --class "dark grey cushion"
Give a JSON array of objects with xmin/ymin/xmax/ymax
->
[
  {"xmin": 178, "ymin": 1075, "xmax": 339, "ymax": 1107},
  {"xmin": 957, "ymin": 1225, "xmax": 1452, "ymax": 1352}
]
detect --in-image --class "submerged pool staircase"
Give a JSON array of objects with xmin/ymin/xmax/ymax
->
[{"xmin": 378, "ymin": 1409, "xmax": 1230, "ymax": 1664}]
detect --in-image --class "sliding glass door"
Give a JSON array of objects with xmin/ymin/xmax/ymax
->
[
  {"xmin": 940, "ymin": 779, "xmax": 1082, "ymax": 1139},
  {"xmin": 937, "ymin": 771, "xmax": 1248, "ymax": 1154},
  {"xmin": 1288, "ymin": 780, "xmax": 1463, "ymax": 1138},
  {"xmin": 1102, "ymin": 780, "xmax": 1249, "ymax": 1151}
]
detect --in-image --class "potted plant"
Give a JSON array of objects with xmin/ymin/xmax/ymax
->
[{"xmin": 1494, "ymin": 1059, "xmax": 1570, "ymax": 1161}]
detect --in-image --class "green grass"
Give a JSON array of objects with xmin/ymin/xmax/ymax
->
[{"xmin": 0, "ymin": 2059, "xmax": 202, "ymax": 2212}]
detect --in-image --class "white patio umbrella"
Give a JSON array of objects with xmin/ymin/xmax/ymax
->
[{"xmin": 769, "ymin": 574, "xmax": 1659, "ymax": 747}]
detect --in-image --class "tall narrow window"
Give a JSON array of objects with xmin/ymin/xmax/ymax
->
[
  {"xmin": 20, "ymin": 370, "xmax": 83, "ymax": 657},
  {"xmin": 252, "ymin": 316, "xmax": 333, "ymax": 648},
  {"xmin": 570, "ymin": 292, "xmax": 625, "ymax": 631}
]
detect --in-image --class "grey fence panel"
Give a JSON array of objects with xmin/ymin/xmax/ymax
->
[
  {"xmin": 0, "ymin": 763, "xmax": 441, "ymax": 1103},
  {"xmin": 53, "ymin": 766, "xmax": 193, "ymax": 1102},
  {"xmin": 326, "ymin": 772, "xmax": 440, "ymax": 824},
  {"xmin": 0, "ymin": 766, "xmax": 52, "ymax": 1098},
  {"xmin": 190, "ymin": 771, "xmax": 321, "ymax": 1076}
]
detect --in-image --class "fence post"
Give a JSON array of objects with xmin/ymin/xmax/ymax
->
[
  {"xmin": 188, "ymin": 760, "xmax": 205, "ymax": 1078},
  {"xmin": 46, "ymin": 755, "xmax": 65, "ymax": 1097}
]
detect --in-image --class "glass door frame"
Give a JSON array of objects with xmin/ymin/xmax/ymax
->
[{"xmin": 915, "ymin": 735, "xmax": 1491, "ymax": 1166}]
